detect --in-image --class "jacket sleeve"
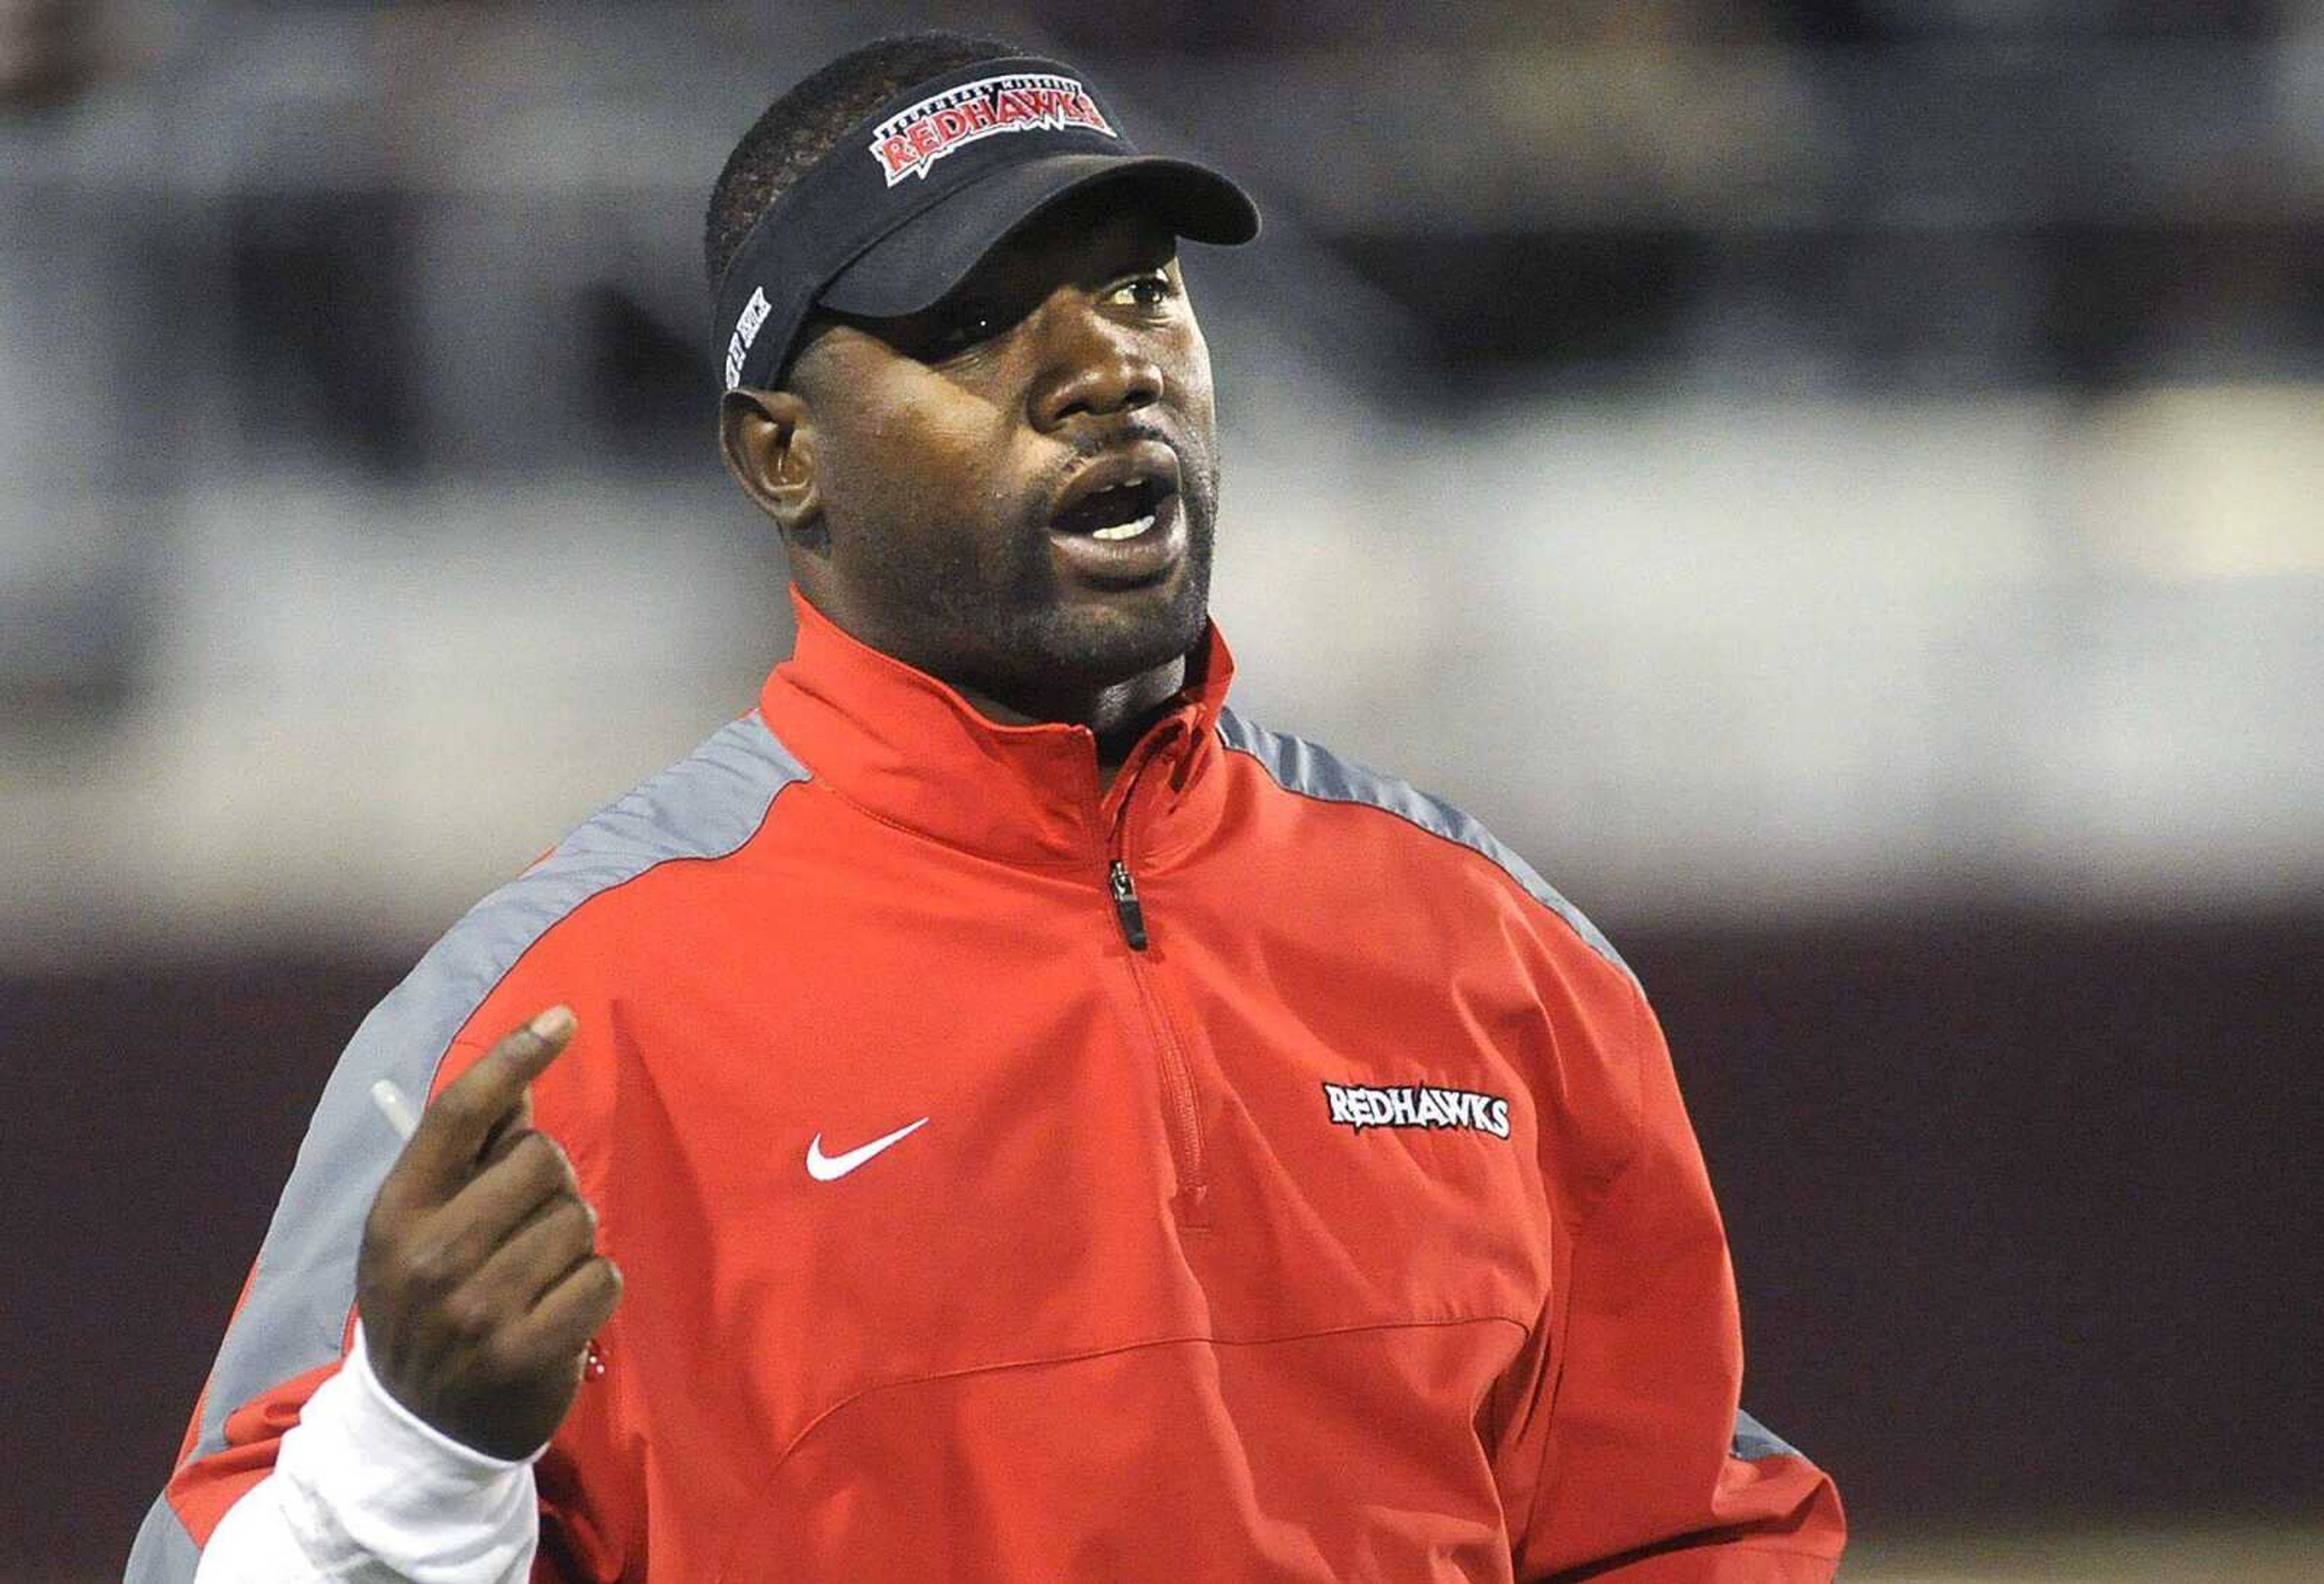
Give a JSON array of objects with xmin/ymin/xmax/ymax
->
[
  {"xmin": 189, "ymin": 1323, "xmax": 539, "ymax": 1584},
  {"xmin": 123, "ymin": 1029, "xmax": 612, "ymax": 1584},
  {"xmin": 1498, "ymin": 975, "xmax": 1846, "ymax": 1582}
]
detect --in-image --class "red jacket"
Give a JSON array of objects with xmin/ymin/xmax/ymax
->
[{"xmin": 133, "ymin": 593, "xmax": 1843, "ymax": 1582}]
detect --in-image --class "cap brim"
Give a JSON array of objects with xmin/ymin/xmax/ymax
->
[{"xmin": 816, "ymin": 152, "xmax": 1259, "ymax": 319}]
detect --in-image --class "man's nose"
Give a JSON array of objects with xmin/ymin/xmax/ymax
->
[{"xmin": 1028, "ymin": 301, "xmax": 1163, "ymax": 431}]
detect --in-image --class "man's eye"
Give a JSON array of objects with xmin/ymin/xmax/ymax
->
[
  {"xmin": 928, "ymin": 306, "xmax": 1003, "ymax": 356},
  {"xmin": 1111, "ymin": 272, "xmax": 1176, "ymax": 311}
]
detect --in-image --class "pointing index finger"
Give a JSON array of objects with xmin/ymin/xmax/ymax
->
[{"xmin": 396, "ymin": 1006, "xmax": 577, "ymax": 1196}]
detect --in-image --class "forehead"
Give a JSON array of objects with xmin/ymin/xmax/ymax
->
[
  {"xmin": 787, "ymin": 182, "xmax": 1183, "ymax": 390},
  {"xmin": 953, "ymin": 181, "xmax": 1178, "ymax": 294}
]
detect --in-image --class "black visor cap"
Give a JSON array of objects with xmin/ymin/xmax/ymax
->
[
  {"xmin": 816, "ymin": 153, "xmax": 1258, "ymax": 320},
  {"xmin": 712, "ymin": 57, "xmax": 1261, "ymax": 390}
]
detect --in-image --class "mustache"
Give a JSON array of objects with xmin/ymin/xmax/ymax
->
[{"xmin": 1054, "ymin": 416, "xmax": 1181, "ymax": 465}]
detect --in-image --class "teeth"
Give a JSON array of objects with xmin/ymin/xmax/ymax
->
[{"xmin": 1091, "ymin": 514, "xmax": 1156, "ymax": 542}]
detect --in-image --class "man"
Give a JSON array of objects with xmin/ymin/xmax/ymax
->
[{"xmin": 131, "ymin": 32, "xmax": 1845, "ymax": 1583}]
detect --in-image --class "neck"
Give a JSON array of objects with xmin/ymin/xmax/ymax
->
[
  {"xmin": 957, "ymin": 655, "xmax": 1189, "ymax": 790},
  {"xmin": 788, "ymin": 584, "xmax": 1199, "ymax": 789}
]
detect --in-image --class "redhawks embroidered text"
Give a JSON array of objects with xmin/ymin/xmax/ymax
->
[
  {"xmin": 1323, "ymin": 1082, "xmax": 1512, "ymax": 1140},
  {"xmin": 867, "ymin": 72, "xmax": 1115, "ymax": 185}
]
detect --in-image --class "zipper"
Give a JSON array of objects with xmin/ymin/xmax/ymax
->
[
  {"xmin": 1108, "ymin": 859, "xmax": 1149, "ymax": 950},
  {"xmin": 1105, "ymin": 773, "xmax": 1207, "ymax": 1224}
]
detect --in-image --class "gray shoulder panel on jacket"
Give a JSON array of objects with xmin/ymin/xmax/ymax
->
[
  {"xmin": 122, "ymin": 1490, "xmax": 201, "ymax": 1583},
  {"xmin": 1731, "ymin": 1407, "xmax": 1805, "ymax": 1462},
  {"xmin": 184, "ymin": 712, "xmax": 807, "ymax": 1474},
  {"xmin": 1216, "ymin": 707, "xmax": 1632, "ymax": 983}
]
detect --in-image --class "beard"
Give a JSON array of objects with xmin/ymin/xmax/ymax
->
[{"xmin": 853, "ymin": 452, "xmax": 1219, "ymax": 709}]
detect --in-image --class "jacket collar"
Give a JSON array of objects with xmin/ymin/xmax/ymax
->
[{"xmin": 759, "ymin": 588, "xmax": 1236, "ymax": 868}]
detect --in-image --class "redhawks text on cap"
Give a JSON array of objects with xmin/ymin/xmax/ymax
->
[{"xmin": 869, "ymin": 72, "xmax": 1115, "ymax": 186}]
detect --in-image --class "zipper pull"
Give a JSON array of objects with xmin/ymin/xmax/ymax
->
[{"xmin": 1108, "ymin": 859, "xmax": 1149, "ymax": 951}]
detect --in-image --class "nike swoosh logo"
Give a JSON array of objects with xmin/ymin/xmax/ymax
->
[{"xmin": 806, "ymin": 1117, "xmax": 930, "ymax": 1182}]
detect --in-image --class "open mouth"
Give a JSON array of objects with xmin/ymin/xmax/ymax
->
[{"xmin": 1051, "ymin": 474, "xmax": 1173, "ymax": 542}]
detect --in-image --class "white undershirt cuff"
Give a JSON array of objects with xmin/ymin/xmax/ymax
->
[{"xmin": 268, "ymin": 1321, "xmax": 541, "ymax": 1583}]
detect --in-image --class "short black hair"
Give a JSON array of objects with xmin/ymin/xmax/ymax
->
[{"xmin": 703, "ymin": 31, "xmax": 1025, "ymax": 291}]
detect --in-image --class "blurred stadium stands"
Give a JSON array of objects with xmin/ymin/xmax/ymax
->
[{"xmin": 3, "ymin": 1, "xmax": 2318, "ymax": 1578}]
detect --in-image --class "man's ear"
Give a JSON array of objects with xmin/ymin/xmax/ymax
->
[{"xmin": 720, "ymin": 387, "xmax": 826, "ymax": 551}]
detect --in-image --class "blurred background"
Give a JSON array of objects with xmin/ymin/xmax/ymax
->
[{"xmin": 4, "ymin": 1, "xmax": 2319, "ymax": 1579}]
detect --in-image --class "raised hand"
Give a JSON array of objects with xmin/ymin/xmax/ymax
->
[{"xmin": 355, "ymin": 1006, "xmax": 621, "ymax": 1460}]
